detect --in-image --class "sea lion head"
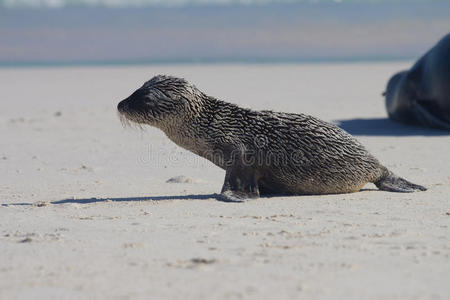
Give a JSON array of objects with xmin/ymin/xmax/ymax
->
[
  {"xmin": 117, "ymin": 75, "xmax": 202, "ymax": 128},
  {"xmin": 383, "ymin": 70, "xmax": 414, "ymax": 120},
  {"xmin": 383, "ymin": 71, "xmax": 406, "ymax": 102}
]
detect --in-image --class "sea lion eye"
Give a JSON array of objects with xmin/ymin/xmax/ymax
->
[
  {"xmin": 166, "ymin": 91, "xmax": 180, "ymax": 100},
  {"xmin": 144, "ymin": 97, "xmax": 157, "ymax": 108}
]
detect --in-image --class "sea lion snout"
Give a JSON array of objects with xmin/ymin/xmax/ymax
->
[
  {"xmin": 117, "ymin": 98, "xmax": 128, "ymax": 113},
  {"xmin": 117, "ymin": 90, "xmax": 152, "ymax": 116},
  {"xmin": 117, "ymin": 94, "xmax": 147, "ymax": 124}
]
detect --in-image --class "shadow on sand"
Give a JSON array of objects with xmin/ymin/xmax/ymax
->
[
  {"xmin": 52, "ymin": 194, "xmax": 220, "ymax": 204},
  {"xmin": 335, "ymin": 118, "xmax": 450, "ymax": 136},
  {"xmin": 3, "ymin": 189, "xmax": 386, "ymax": 207},
  {"xmin": 1, "ymin": 194, "xmax": 220, "ymax": 207}
]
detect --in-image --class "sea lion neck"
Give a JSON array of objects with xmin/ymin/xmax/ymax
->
[{"xmin": 157, "ymin": 93, "xmax": 222, "ymax": 150}]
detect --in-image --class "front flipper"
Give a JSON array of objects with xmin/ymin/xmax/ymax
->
[
  {"xmin": 218, "ymin": 164, "xmax": 260, "ymax": 203},
  {"xmin": 413, "ymin": 99, "xmax": 450, "ymax": 130},
  {"xmin": 217, "ymin": 190, "xmax": 248, "ymax": 203}
]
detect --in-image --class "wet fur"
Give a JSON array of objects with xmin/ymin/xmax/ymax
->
[{"xmin": 118, "ymin": 75, "xmax": 426, "ymax": 201}]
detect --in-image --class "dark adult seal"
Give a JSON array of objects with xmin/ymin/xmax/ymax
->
[
  {"xmin": 384, "ymin": 33, "xmax": 450, "ymax": 130},
  {"xmin": 118, "ymin": 75, "xmax": 426, "ymax": 202}
]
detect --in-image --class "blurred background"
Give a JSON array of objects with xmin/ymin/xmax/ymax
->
[{"xmin": 1, "ymin": 0, "xmax": 450, "ymax": 66}]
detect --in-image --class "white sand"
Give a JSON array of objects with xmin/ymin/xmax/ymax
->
[{"xmin": 0, "ymin": 63, "xmax": 449, "ymax": 300}]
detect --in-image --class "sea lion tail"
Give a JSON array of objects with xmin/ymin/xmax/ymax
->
[{"xmin": 374, "ymin": 169, "xmax": 427, "ymax": 193}]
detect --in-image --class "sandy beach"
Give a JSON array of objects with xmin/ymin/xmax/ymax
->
[{"xmin": 1, "ymin": 62, "xmax": 449, "ymax": 299}]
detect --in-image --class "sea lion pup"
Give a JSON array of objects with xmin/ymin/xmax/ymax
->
[
  {"xmin": 384, "ymin": 33, "xmax": 450, "ymax": 130},
  {"xmin": 118, "ymin": 75, "xmax": 426, "ymax": 202}
]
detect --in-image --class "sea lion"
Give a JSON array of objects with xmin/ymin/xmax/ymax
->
[
  {"xmin": 118, "ymin": 75, "xmax": 426, "ymax": 202},
  {"xmin": 384, "ymin": 33, "xmax": 450, "ymax": 130}
]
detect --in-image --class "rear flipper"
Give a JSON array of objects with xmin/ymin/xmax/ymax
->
[{"xmin": 375, "ymin": 172, "xmax": 427, "ymax": 192}]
